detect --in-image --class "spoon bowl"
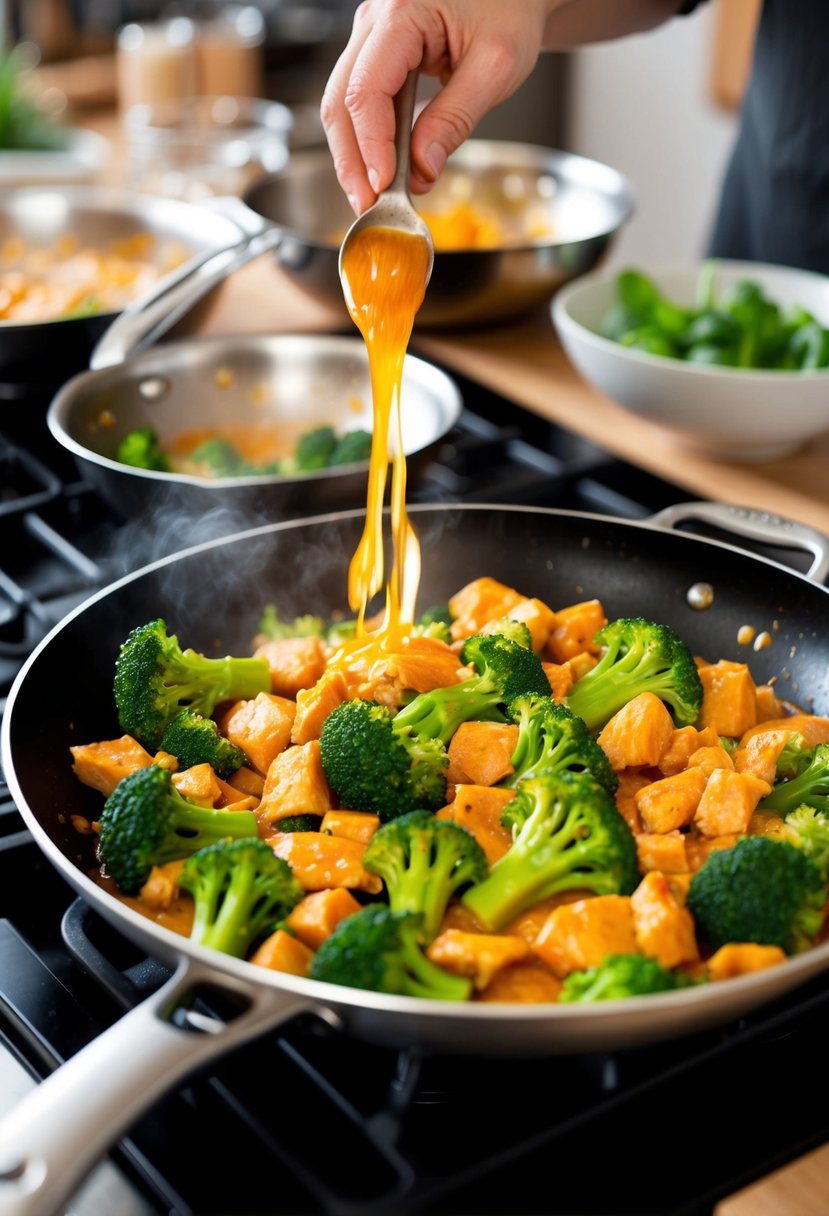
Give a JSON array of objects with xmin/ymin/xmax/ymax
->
[{"xmin": 337, "ymin": 70, "xmax": 435, "ymax": 287}]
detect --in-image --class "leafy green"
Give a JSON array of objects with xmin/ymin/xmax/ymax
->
[
  {"xmin": 601, "ymin": 262, "xmax": 829, "ymax": 371},
  {"xmin": 0, "ymin": 47, "xmax": 68, "ymax": 152}
]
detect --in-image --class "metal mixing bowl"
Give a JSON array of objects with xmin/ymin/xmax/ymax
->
[{"xmin": 242, "ymin": 140, "xmax": 635, "ymax": 328}]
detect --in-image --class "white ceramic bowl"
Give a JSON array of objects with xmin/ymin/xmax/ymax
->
[{"xmin": 552, "ymin": 260, "xmax": 829, "ymax": 460}]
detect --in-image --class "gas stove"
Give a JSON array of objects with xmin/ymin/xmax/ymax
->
[{"xmin": 2, "ymin": 373, "xmax": 828, "ymax": 1215}]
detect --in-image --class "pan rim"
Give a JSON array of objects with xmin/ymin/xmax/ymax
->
[
  {"xmin": 45, "ymin": 333, "xmax": 463, "ymax": 488},
  {"xmin": 4, "ymin": 500, "xmax": 829, "ymax": 1028}
]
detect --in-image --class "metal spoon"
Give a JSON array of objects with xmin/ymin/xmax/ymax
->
[{"xmin": 337, "ymin": 69, "xmax": 435, "ymax": 285}]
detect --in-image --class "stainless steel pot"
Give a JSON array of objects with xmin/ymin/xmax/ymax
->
[
  {"xmin": 0, "ymin": 186, "xmax": 246, "ymax": 392},
  {"xmin": 240, "ymin": 141, "xmax": 635, "ymax": 328},
  {"xmin": 2, "ymin": 501, "xmax": 829, "ymax": 1215}
]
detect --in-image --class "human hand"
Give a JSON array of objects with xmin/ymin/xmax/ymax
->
[{"xmin": 321, "ymin": 0, "xmax": 555, "ymax": 214}]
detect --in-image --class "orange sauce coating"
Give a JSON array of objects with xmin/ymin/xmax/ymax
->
[{"xmin": 338, "ymin": 226, "xmax": 431, "ymax": 660}]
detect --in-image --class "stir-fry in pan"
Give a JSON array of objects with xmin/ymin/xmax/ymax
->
[{"xmin": 68, "ymin": 573, "xmax": 829, "ymax": 1005}]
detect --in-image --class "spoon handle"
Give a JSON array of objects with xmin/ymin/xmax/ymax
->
[{"xmin": 390, "ymin": 69, "xmax": 419, "ymax": 195}]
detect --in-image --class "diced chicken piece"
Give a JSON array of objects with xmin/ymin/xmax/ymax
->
[
  {"xmin": 544, "ymin": 599, "xmax": 607, "ymax": 664},
  {"xmin": 253, "ymin": 635, "xmax": 327, "ymax": 698},
  {"xmin": 755, "ymin": 684, "xmax": 784, "ymax": 722},
  {"xmin": 426, "ymin": 929, "xmax": 530, "ymax": 989},
  {"xmin": 269, "ymin": 831, "xmax": 382, "ymax": 894},
  {"xmin": 739, "ymin": 714, "xmax": 829, "ymax": 749},
  {"xmin": 291, "ymin": 669, "xmax": 348, "ymax": 744},
  {"xmin": 531, "ymin": 895, "xmax": 637, "ymax": 978},
  {"xmin": 657, "ymin": 726, "xmax": 701, "ymax": 777},
  {"xmin": 693, "ymin": 768, "xmax": 772, "ymax": 837},
  {"xmin": 747, "ymin": 808, "xmax": 788, "ymax": 837},
  {"xmin": 139, "ymin": 860, "xmax": 185, "ymax": 911},
  {"xmin": 448, "ymin": 577, "xmax": 525, "ymax": 642},
  {"xmin": 286, "ymin": 888, "xmax": 363, "ymax": 950},
  {"xmin": 218, "ymin": 693, "xmax": 296, "ymax": 775},
  {"xmin": 320, "ymin": 810, "xmax": 381, "ymax": 844},
  {"xmin": 475, "ymin": 961, "xmax": 563, "ymax": 1003},
  {"xmin": 542, "ymin": 662, "xmax": 573, "ymax": 702},
  {"xmin": 733, "ymin": 728, "xmax": 799, "ymax": 785},
  {"xmin": 635, "ymin": 831, "xmax": 689, "ymax": 874},
  {"xmin": 630, "ymin": 871, "xmax": 699, "ymax": 968},
  {"xmin": 635, "ymin": 767, "xmax": 708, "ymax": 833},
  {"xmin": 503, "ymin": 894, "xmax": 586, "ymax": 944},
  {"xmin": 446, "ymin": 721, "xmax": 519, "ymax": 787},
  {"xmin": 70, "ymin": 735, "xmax": 154, "ymax": 797},
  {"xmin": 481, "ymin": 597, "xmax": 559, "ymax": 654},
  {"xmin": 597, "ymin": 692, "xmax": 675, "ymax": 771},
  {"xmin": 697, "ymin": 660, "xmax": 758, "ymax": 739},
  {"xmin": 360, "ymin": 636, "xmax": 466, "ymax": 708},
  {"xmin": 614, "ymin": 769, "xmax": 651, "ymax": 835},
  {"xmin": 687, "ymin": 745, "xmax": 735, "ymax": 777},
  {"xmin": 172, "ymin": 763, "xmax": 221, "ymax": 807},
  {"xmin": 563, "ymin": 652, "xmax": 598, "ymax": 683},
  {"xmin": 706, "ymin": 942, "xmax": 787, "ymax": 981},
  {"xmin": 441, "ymin": 783, "xmax": 516, "ymax": 866},
  {"xmin": 249, "ymin": 928, "xmax": 315, "ymax": 975},
  {"xmin": 257, "ymin": 740, "xmax": 332, "ymax": 825},
  {"xmin": 224, "ymin": 765, "xmax": 265, "ymax": 799},
  {"xmin": 667, "ymin": 872, "xmax": 693, "ymax": 904},
  {"xmin": 684, "ymin": 833, "xmax": 741, "ymax": 871}
]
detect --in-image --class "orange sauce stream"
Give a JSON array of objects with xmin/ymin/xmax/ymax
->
[{"xmin": 337, "ymin": 225, "xmax": 431, "ymax": 666}]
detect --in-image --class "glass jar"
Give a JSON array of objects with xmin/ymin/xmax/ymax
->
[
  {"xmin": 116, "ymin": 19, "xmax": 199, "ymax": 111},
  {"xmin": 123, "ymin": 94, "xmax": 293, "ymax": 201}
]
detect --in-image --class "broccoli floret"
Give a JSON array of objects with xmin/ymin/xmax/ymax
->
[
  {"xmin": 687, "ymin": 835, "xmax": 826, "ymax": 955},
  {"xmin": 114, "ymin": 618, "xmax": 271, "ymax": 751},
  {"xmin": 159, "ymin": 709, "xmax": 247, "ymax": 779},
  {"xmin": 292, "ymin": 425, "xmax": 337, "ymax": 471},
  {"xmin": 363, "ymin": 811, "xmax": 488, "ymax": 941},
  {"xmin": 503, "ymin": 693, "xmax": 618, "ymax": 794},
  {"xmin": 257, "ymin": 603, "xmax": 327, "ymax": 640},
  {"xmin": 559, "ymin": 953, "xmax": 690, "ymax": 1002},
  {"xmin": 393, "ymin": 624, "xmax": 551, "ymax": 745},
  {"xmin": 116, "ymin": 426, "xmax": 170, "ymax": 472},
  {"xmin": 319, "ymin": 698, "xmax": 448, "ymax": 821},
  {"xmin": 566, "ymin": 616, "xmax": 703, "ymax": 732},
  {"xmin": 272, "ymin": 814, "xmax": 323, "ymax": 832},
  {"xmin": 189, "ymin": 437, "xmax": 255, "ymax": 478},
  {"xmin": 97, "ymin": 763, "xmax": 258, "ymax": 894},
  {"xmin": 759, "ymin": 742, "xmax": 829, "ymax": 816},
  {"xmin": 329, "ymin": 428, "xmax": 372, "ymax": 466},
  {"xmin": 179, "ymin": 838, "xmax": 304, "ymax": 958},
  {"xmin": 461, "ymin": 771, "xmax": 639, "ymax": 931},
  {"xmin": 774, "ymin": 733, "xmax": 811, "ymax": 780},
  {"xmin": 309, "ymin": 904, "xmax": 472, "ymax": 1000},
  {"xmin": 781, "ymin": 805, "xmax": 829, "ymax": 880}
]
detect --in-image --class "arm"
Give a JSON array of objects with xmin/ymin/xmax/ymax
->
[{"xmin": 320, "ymin": 0, "xmax": 687, "ymax": 214}]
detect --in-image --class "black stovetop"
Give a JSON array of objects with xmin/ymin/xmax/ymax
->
[{"xmin": 2, "ymin": 374, "xmax": 828, "ymax": 1215}]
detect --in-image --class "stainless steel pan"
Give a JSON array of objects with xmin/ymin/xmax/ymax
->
[
  {"xmin": 2, "ymin": 502, "xmax": 829, "ymax": 1216},
  {"xmin": 0, "ymin": 186, "xmax": 246, "ymax": 393}
]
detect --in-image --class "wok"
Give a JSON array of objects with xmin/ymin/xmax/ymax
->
[
  {"xmin": 0, "ymin": 186, "xmax": 246, "ymax": 393},
  {"xmin": 2, "ymin": 501, "xmax": 829, "ymax": 1216}
]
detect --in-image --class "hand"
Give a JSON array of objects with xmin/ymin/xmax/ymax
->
[{"xmin": 321, "ymin": 0, "xmax": 556, "ymax": 214}]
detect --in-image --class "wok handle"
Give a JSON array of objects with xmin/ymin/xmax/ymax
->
[
  {"xmin": 89, "ymin": 222, "xmax": 284, "ymax": 371},
  {"xmin": 650, "ymin": 501, "xmax": 829, "ymax": 585},
  {"xmin": 0, "ymin": 956, "xmax": 334, "ymax": 1216}
]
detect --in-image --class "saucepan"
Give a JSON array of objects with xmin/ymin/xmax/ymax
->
[
  {"xmin": 0, "ymin": 186, "xmax": 247, "ymax": 394},
  {"xmin": 2, "ymin": 501, "xmax": 829, "ymax": 1216}
]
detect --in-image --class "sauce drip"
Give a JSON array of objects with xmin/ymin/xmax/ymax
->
[{"xmin": 338, "ymin": 225, "xmax": 431, "ymax": 658}]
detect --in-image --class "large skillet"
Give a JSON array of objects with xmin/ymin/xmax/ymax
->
[
  {"xmin": 2, "ymin": 502, "xmax": 829, "ymax": 1215},
  {"xmin": 0, "ymin": 186, "xmax": 245, "ymax": 394}
]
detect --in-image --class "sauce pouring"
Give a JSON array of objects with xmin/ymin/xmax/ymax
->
[{"xmin": 337, "ymin": 70, "xmax": 435, "ymax": 649}]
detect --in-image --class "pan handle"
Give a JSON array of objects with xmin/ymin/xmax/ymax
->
[
  {"xmin": 0, "ymin": 955, "xmax": 336, "ymax": 1216},
  {"xmin": 650, "ymin": 501, "xmax": 829, "ymax": 585},
  {"xmin": 89, "ymin": 222, "xmax": 284, "ymax": 371}
]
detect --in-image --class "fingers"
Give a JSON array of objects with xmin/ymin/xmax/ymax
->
[{"xmin": 321, "ymin": 4, "xmax": 425, "ymax": 214}]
